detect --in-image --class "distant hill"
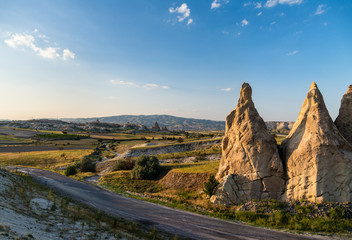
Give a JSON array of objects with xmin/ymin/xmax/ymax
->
[
  {"xmin": 61, "ymin": 115, "xmax": 295, "ymax": 132},
  {"xmin": 62, "ymin": 115, "xmax": 226, "ymax": 131}
]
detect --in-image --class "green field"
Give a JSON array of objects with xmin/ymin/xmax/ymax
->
[{"xmin": 0, "ymin": 149, "xmax": 92, "ymax": 168}]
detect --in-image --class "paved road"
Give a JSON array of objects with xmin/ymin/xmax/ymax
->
[{"xmin": 8, "ymin": 167, "xmax": 331, "ymax": 240}]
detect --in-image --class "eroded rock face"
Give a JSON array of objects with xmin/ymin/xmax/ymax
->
[
  {"xmin": 281, "ymin": 82, "xmax": 352, "ymax": 202},
  {"xmin": 211, "ymin": 83, "xmax": 285, "ymax": 205},
  {"xmin": 335, "ymin": 85, "xmax": 352, "ymax": 145}
]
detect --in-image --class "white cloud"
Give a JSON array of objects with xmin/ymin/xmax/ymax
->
[
  {"xmin": 211, "ymin": 0, "xmax": 221, "ymax": 9},
  {"xmin": 144, "ymin": 83, "xmax": 170, "ymax": 90},
  {"xmin": 271, "ymin": 21, "xmax": 276, "ymax": 25},
  {"xmin": 286, "ymin": 50, "xmax": 298, "ymax": 56},
  {"xmin": 4, "ymin": 33, "xmax": 35, "ymax": 48},
  {"xmin": 314, "ymin": 4, "xmax": 327, "ymax": 15},
  {"xmin": 187, "ymin": 18, "xmax": 193, "ymax": 25},
  {"xmin": 145, "ymin": 83, "xmax": 159, "ymax": 88},
  {"xmin": 264, "ymin": 0, "xmax": 302, "ymax": 8},
  {"xmin": 236, "ymin": 32, "xmax": 241, "ymax": 37},
  {"xmin": 244, "ymin": 2, "xmax": 262, "ymax": 8},
  {"xmin": 258, "ymin": 11, "xmax": 263, "ymax": 16},
  {"xmin": 211, "ymin": 0, "xmax": 229, "ymax": 9},
  {"xmin": 38, "ymin": 47, "xmax": 60, "ymax": 59},
  {"xmin": 110, "ymin": 80, "xmax": 137, "ymax": 86},
  {"xmin": 221, "ymin": 88, "xmax": 232, "ymax": 92},
  {"xmin": 169, "ymin": 3, "xmax": 192, "ymax": 23},
  {"xmin": 62, "ymin": 49, "xmax": 75, "ymax": 60},
  {"xmin": 241, "ymin": 19, "xmax": 249, "ymax": 27},
  {"xmin": 4, "ymin": 32, "xmax": 75, "ymax": 61}
]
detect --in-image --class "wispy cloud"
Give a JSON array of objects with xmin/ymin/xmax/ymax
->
[
  {"xmin": 144, "ymin": 83, "xmax": 170, "ymax": 90},
  {"xmin": 62, "ymin": 49, "xmax": 75, "ymax": 60},
  {"xmin": 264, "ymin": 0, "xmax": 302, "ymax": 8},
  {"xmin": 110, "ymin": 80, "xmax": 137, "ymax": 86},
  {"xmin": 286, "ymin": 50, "xmax": 298, "ymax": 56},
  {"xmin": 4, "ymin": 31, "xmax": 75, "ymax": 60},
  {"xmin": 109, "ymin": 80, "xmax": 169, "ymax": 90},
  {"xmin": 169, "ymin": 3, "xmax": 193, "ymax": 25},
  {"xmin": 241, "ymin": 19, "xmax": 249, "ymax": 27},
  {"xmin": 211, "ymin": 0, "xmax": 221, "ymax": 9},
  {"xmin": 221, "ymin": 88, "xmax": 232, "ymax": 92},
  {"xmin": 257, "ymin": 11, "xmax": 263, "ymax": 16},
  {"xmin": 244, "ymin": 2, "xmax": 262, "ymax": 8},
  {"xmin": 211, "ymin": 0, "xmax": 229, "ymax": 9},
  {"xmin": 314, "ymin": 4, "xmax": 327, "ymax": 15}
]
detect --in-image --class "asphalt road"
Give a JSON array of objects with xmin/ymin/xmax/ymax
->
[{"xmin": 8, "ymin": 167, "xmax": 333, "ymax": 240}]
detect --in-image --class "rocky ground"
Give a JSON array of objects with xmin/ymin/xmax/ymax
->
[{"xmin": 0, "ymin": 168, "xmax": 139, "ymax": 240}]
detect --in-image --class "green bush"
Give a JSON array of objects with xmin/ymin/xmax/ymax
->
[
  {"xmin": 203, "ymin": 175, "xmax": 219, "ymax": 197},
  {"xmin": 113, "ymin": 158, "xmax": 135, "ymax": 171},
  {"xmin": 64, "ymin": 165, "xmax": 77, "ymax": 176},
  {"xmin": 131, "ymin": 155, "xmax": 161, "ymax": 180},
  {"xmin": 77, "ymin": 156, "xmax": 96, "ymax": 173},
  {"xmin": 328, "ymin": 207, "xmax": 345, "ymax": 220}
]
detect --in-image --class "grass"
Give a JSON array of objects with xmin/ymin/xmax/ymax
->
[
  {"xmin": 132, "ymin": 137, "xmax": 222, "ymax": 150},
  {"xmin": 0, "ymin": 149, "xmax": 92, "ymax": 169},
  {"xmin": 100, "ymin": 170, "xmax": 163, "ymax": 193},
  {"xmin": 274, "ymin": 135, "xmax": 286, "ymax": 145},
  {"xmin": 156, "ymin": 146, "xmax": 221, "ymax": 160},
  {"xmin": 0, "ymin": 134, "xmax": 32, "ymax": 143},
  {"xmin": 163, "ymin": 160, "xmax": 220, "ymax": 175}
]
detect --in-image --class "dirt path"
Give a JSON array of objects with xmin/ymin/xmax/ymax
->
[{"xmin": 7, "ymin": 167, "xmax": 337, "ymax": 240}]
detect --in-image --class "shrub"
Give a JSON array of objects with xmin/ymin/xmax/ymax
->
[
  {"xmin": 65, "ymin": 165, "xmax": 77, "ymax": 176},
  {"xmin": 113, "ymin": 158, "xmax": 135, "ymax": 171},
  {"xmin": 203, "ymin": 175, "xmax": 219, "ymax": 197},
  {"xmin": 328, "ymin": 207, "xmax": 345, "ymax": 220},
  {"xmin": 77, "ymin": 156, "xmax": 96, "ymax": 173},
  {"xmin": 131, "ymin": 155, "xmax": 161, "ymax": 180}
]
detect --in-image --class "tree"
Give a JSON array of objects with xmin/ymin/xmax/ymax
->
[
  {"xmin": 203, "ymin": 175, "xmax": 219, "ymax": 197},
  {"xmin": 77, "ymin": 156, "xmax": 96, "ymax": 173},
  {"xmin": 65, "ymin": 165, "xmax": 77, "ymax": 176},
  {"xmin": 131, "ymin": 155, "xmax": 161, "ymax": 180}
]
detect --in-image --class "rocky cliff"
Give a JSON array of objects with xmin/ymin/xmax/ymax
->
[
  {"xmin": 335, "ymin": 85, "xmax": 352, "ymax": 145},
  {"xmin": 211, "ymin": 83, "xmax": 285, "ymax": 205},
  {"xmin": 281, "ymin": 82, "xmax": 352, "ymax": 202}
]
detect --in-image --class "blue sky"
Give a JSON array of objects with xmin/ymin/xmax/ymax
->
[{"xmin": 0, "ymin": 0, "xmax": 351, "ymax": 121}]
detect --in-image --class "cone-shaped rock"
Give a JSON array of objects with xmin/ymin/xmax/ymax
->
[
  {"xmin": 211, "ymin": 83, "xmax": 285, "ymax": 205},
  {"xmin": 335, "ymin": 85, "xmax": 352, "ymax": 145},
  {"xmin": 281, "ymin": 82, "xmax": 352, "ymax": 202}
]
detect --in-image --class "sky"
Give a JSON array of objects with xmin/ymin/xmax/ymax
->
[{"xmin": 0, "ymin": 0, "xmax": 351, "ymax": 121}]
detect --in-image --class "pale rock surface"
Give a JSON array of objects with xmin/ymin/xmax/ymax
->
[
  {"xmin": 335, "ymin": 85, "xmax": 352, "ymax": 145},
  {"xmin": 211, "ymin": 83, "xmax": 285, "ymax": 205},
  {"xmin": 281, "ymin": 82, "xmax": 352, "ymax": 202}
]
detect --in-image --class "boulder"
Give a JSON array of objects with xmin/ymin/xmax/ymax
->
[
  {"xmin": 281, "ymin": 82, "xmax": 352, "ymax": 202},
  {"xmin": 335, "ymin": 85, "xmax": 352, "ymax": 145},
  {"xmin": 211, "ymin": 83, "xmax": 285, "ymax": 205}
]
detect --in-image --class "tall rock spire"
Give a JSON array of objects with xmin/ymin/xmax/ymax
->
[
  {"xmin": 281, "ymin": 82, "xmax": 352, "ymax": 202},
  {"xmin": 211, "ymin": 83, "xmax": 285, "ymax": 205},
  {"xmin": 335, "ymin": 85, "xmax": 352, "ymax": 145}
]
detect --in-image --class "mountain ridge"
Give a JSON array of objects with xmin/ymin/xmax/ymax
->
[{"xmin": 61, "ymin": 114, "xmax": 294, "ymax": 131}]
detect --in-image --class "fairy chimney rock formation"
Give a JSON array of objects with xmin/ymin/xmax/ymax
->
[
  {"xmin": 281, "ymin": 82, "xmax": 352, "ymax": 202},
  {"xmin": 151, "ymin": 122, "xmax": 161, "ymax": 131},
  {"xmin": 211, "ymin": 83, "xmax": 285, "ymax": 205},
  {"xmin": 335, "ymin": 85, "xmax": 352, "ymax": 145}
]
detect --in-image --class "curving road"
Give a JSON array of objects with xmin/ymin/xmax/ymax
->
[{"xmin": 8, "ymin": 167, "xmax": 333, "ymax": 240}]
